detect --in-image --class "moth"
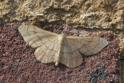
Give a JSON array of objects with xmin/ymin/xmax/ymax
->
[{"xmin": 18, "ymin": 23, "xmax": 108, "ymax": 68}]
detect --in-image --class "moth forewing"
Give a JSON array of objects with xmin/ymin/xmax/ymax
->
[
  {"xmin": 18, "ymin": 23, "xmax": 58, "ymax": 37},
  {"xmin": 66, "ymin": 36, "xmax": 108, "ymax": 56},
  {"xmin": 80, "ymin": 37, "xmax": 108, "ymax": 56},
  {"xmin": 18, "ymin": 23, "xmax": 58, "ymax": 48}
]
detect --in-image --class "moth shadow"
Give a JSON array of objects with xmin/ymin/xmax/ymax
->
[
  {"xmin": 40, "ymin": 63, "xmax": 67, "ymax": 71},
  {"xmin": 57, "ymin": 64, "xmax": 67, "ymax": 71}
]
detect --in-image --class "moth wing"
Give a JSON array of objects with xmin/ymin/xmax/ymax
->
[
  {"xmin": 18, "ymin": 23, "xmax": 57, "ymax": 48},
  {"xmin": 34, "ymin": 37, "xmax": 60, "ymax": 63},
  {"xmin": 65, "ymin": 36, "xmax": 108, "ymax": 56},
  {"xmin": 18, "ymin": 23, "xmax": 59, "ymax": 63},
  {"xmin": 60, "ymin": 38, "xmax": 83, "ymax": 68}
]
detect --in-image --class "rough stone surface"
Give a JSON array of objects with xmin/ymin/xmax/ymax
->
[{"xmin": 0, "ymin": 0, "xmax": 124, "ymax": 30}]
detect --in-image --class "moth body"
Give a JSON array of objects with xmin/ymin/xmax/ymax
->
[{"xmin": 55, "ymin": 34, "xmax": 65, "ymax": 66}]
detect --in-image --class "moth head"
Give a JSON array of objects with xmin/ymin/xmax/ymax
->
[{"xmin": 58, "ymin": 33, "xmax": 66, "ymax": 40}]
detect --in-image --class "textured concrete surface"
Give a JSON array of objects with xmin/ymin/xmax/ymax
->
[
  {"xmin": 0, "ymin": 0, "xmax": 124, "ymax": 30},
  {"xmin": 0, "ymin": 23, "xmax": 120, "ymax": 83}
]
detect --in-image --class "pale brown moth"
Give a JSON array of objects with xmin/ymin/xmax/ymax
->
[{"xmin": 18, "ymin": 23, "xmax": 108, "ymax": 68}]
